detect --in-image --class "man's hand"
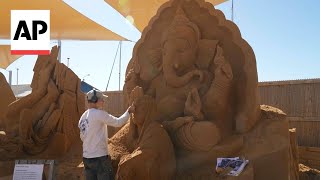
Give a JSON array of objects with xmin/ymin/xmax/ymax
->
[{"xmin": 128, "ymin": 105, "xmax": 135, "ymax": 114}]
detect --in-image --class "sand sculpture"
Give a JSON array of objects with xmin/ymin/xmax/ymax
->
[
  {"xmin": 0, "ymin": 46, "xmax": 85, "ymax": 160},
  {"xmin": 113, "ymin": 0, "xmax": 295, "ymax": 179},
  {"xmin": 112, "ymin": 86, "xmax": 176, "ymax": 180},
  {"xmin": 0, "ymin": 72, "xmax": 15, "ymax": 128}
]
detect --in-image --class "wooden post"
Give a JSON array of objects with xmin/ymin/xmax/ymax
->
[{"xmin": 289, "ymin": 128, "xmax": 299, "ymax": 180}]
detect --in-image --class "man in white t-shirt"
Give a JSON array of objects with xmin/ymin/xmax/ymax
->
[{"xmin": 79, "ymin": 89, "xmax": 132, "ymax": 180}]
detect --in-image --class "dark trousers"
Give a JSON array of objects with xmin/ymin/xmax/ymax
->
[{"xmin": 83, "ymin": 155, "xmax": 115, "ymax": 180}]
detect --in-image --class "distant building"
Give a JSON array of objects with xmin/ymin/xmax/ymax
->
[{"xmin": 11, "ymin": 84, "xmax": 32, "ymax": 99}]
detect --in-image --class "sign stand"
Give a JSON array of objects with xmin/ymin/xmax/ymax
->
[{"xmin": 14, "ymin": 160, "xmax": 55, "ymax": 180}]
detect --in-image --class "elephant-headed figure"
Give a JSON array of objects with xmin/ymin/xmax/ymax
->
[
  {"xmin": 123, "ymin": 1, "xmax": 260, "ymax": 174},
  {"xmin": 125, "ymin": 6, "xmax": 233, "ymax": 153}
]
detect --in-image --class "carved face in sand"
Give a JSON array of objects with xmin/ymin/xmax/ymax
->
[
  {"xmin": 161, "ymin": 8, "xmax": 202, "ymax": 88},
  {"xmin": 162, "ymin": 27, "xmax": 198, "ymax": 76},
  {"xmin": 131, "ymin": 94, "xmax": 157, "ymax": 127}
]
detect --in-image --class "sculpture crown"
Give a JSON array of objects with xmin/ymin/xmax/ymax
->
[{"xmin": 162, "ymin": 6, "xmax": 200, "ymax": 47}]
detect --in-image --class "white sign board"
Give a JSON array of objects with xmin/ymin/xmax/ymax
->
[{"xmin": 13, "ymin": 164, "xmax": 44, "ymax": 180}]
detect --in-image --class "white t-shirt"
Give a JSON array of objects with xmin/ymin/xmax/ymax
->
[{"xmin": 78, "ymin": 108, "xmax": 129, "ymax": 158}]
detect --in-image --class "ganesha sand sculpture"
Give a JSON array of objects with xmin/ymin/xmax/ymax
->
[
  {"xmin": 125, "ymin": 5, "xmax": 254, "ymax": 149},
  {"xmin": 111, "ymin": 0, "xmax": 293, "ymax": 179},
  {"xmin": 124, "ymin": 8, "xmax": 233, "ymax": 154}
]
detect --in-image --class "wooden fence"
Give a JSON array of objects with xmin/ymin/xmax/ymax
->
[
  {"xmin": 103, "ymin": 91, "xmax": 125, "ymax": 137},
  {"xmin": 259, "ymin": 79, "xmax": 320, "ymax": 147},
  {"xmin": 104, "ymin": 91, "xmax": 125, "ymax": 117},
  {"xmin": 104, "ymin": 78, "xmax": 320, "ymax": 146}
]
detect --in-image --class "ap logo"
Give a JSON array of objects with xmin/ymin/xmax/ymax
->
[{"xmin": 11, "ymin": 10, "xmax": 50, "ymax": 55}]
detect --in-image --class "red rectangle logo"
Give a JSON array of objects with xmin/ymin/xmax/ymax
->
[{"xmin": 11, "ymin": 50, "xmax": 50, "ymax": 55}]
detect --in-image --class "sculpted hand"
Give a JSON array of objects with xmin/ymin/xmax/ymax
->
[
  {"xmin": 221, "ymin": 63, "xmax": 233, "ymax": 80},
  {"xmin": 184, "ymin": 88, "xmax": 204, "ymax": 120},
  {"xmin": 129, "ymin": 86, "xmax": 144, "ymax": 104}
]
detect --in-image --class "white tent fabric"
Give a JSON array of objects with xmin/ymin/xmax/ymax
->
[
  {"xmin": 0, "ymin": 0, "xmax": 228, "ymax": 69},
  {"xmin": 105, "ymin": 0, "xmax": 228, "ymax": 32},
  {"xmin": 0, "ymin": 45, "xmax": 22, "ymax": 69},
  {"xmin": 0, "ymin": 0, "xmax": 126, "ymax": 41}
]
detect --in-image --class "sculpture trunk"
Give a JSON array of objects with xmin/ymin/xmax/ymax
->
[{"xmin": 163, "ymin": 61, "xmax": 196, "ymax": 88}]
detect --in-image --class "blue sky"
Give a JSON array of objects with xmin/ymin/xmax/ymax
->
[{"xmin": 1, "ymin": 0, "xmax": 319, "ymax": 91}]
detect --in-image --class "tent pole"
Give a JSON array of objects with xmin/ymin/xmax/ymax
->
[
  {"xmin": 16, "ymin": 68, "xmax": 19, "ymax": 85},
  {"xmin": 231, "ymin": 0, "xmax": 234, "ymax": 22},
  {"xmin": 119, "ymin": 41, "xmax": 122, "ymax": 91},
  {"xmin": 106, "ymin": 41, "xmax": 121, "ymax": 91},
  {"xmin": 58, "ymin": 40, "xmax": 62, "ymax": 62},
  {"xmin": 8, "ymin": 70, "xmax": 12, "ymax": 86}
]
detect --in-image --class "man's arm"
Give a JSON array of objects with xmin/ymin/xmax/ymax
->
[{"xmin": 100, "ymin": 109, "xmax": 130, "ymax": 127}]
